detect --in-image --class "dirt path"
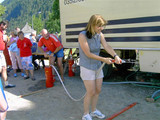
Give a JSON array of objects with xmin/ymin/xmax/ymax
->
[{"xmin": 3, "ymin": 68, "xmax": 160, "ymax": 120}]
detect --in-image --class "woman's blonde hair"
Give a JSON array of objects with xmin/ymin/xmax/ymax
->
[{"xmin": 85, "ymin": 14, "xmax": 107, "ymax": 38}]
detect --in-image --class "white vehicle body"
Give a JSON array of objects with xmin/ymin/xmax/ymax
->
[{"xmin": 60, "ymin": 0, "xmax": 160, "ymax": 73}]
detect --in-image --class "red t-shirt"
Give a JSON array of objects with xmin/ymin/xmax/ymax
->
[
  {"xmin": 38, "ymin": 34, "xmax": 63, "ymax": 52},
  {"xmin": 0, "ymin": 30, "xmax": 5, "ymax": 51},
  {"xmin": 17, "ymin": 37, "xmax": 32, "ymax": 57}
]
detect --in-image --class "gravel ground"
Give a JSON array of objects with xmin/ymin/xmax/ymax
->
[{"xmin": 3, "ymin": 66, "xmax": 160, "ymax": 120}]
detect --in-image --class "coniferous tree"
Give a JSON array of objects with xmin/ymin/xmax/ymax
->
[
  {"xmin": 0, "ymin": 4, "xmax": 6, "ymax": 21},
  {"xmin": 46, "ymin": 0, "xmax": 60, "ymax": 33},
  {"xmin": 2, "ymin": 0, "xmax": 53, "ymax": 32}
]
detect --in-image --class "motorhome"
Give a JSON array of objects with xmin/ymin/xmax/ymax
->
[{"xmin": 60, "ymin": 0, "xmax": 160, "ymax": 76}]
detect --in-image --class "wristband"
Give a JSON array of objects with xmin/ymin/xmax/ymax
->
[{"xmin": 113, "ymin": 54, "xmax": 118, "ymax": 59}]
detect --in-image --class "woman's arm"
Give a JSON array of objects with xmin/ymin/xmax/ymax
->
[
  {"xmin": 7, "ymin": 38, "xmax": 16, "ymax": 47},
  {"xmin": 100, "ymin": 33, "xmax": 121, "ymax": 64},
  {"xmin": 78, "ymin": 33, "xmax": 112, "ymax": 64}
]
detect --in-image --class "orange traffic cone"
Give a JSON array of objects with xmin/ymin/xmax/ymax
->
[{"xmin": 44, "ymin": 66, "xmax": 55, "ymax": 88}]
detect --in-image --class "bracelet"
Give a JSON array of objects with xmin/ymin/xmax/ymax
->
[{"xmin": 113, "ymin": 54, "xmax": 118, "ymax": 59}]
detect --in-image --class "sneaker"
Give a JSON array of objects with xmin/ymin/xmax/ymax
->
[
  {"xmin": 34, "ymin": 66, "xmax": 40, "ymax": 71},
  {"xmin": 90, "ymin": 109, "xmax": 105, "ymax": 119},
  {"xmin": 82, "ymin": 114, "xmax": 92, "ymax": 120},
  {"xmin": 14, "ymin": 73, "xmax": 17, "ymax": 77},
  {"xmin": 5, "ymin": 84, "xmax": 16, "ymax": 88},
  {"xmin": 24, "ymin": 75, "xmax": 30, "ymax": 80},
  {"xmin": 21, "ymin": 73, "xmax": 25, "ymax": 77},
  {"xmin": 31, "ymin": 76, "xmax": 36, "ymax": 81},
  {"xmin": 7, "ymin": 68, "xmax": 12, "ymax": 72}
]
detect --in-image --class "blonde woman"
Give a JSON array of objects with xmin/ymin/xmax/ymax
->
[
  {"xmin": 7, "ymin": 30, "xmax": 24, "ymax": 77},
  {"xmin": 78, "ymin": 14, "xmax": 122, "ymax": 120}
]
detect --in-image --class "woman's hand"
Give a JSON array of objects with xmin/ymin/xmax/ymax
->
[
  {"xmin": 103, "ymin": 57, "xmax": 113, "ymax": 64},
  {"xmin": 114, "ymin": 56, "xmax": 122, "ymax": 64},
  {"xmin": 102, "ymin": 56, "xmax": 122, "ymax": 65}
]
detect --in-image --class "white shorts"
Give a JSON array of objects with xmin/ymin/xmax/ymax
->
[
  {"xmin": 0, "ymin": 52, "xmax": 6, "ymax": 70},
  {"xmin": 80, "ymin": 66, "xmax": 104, "ymax": 80}
]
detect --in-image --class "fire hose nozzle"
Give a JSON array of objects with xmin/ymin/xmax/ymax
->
[{"xmin": 111, "ymin": 59, "xmax": 126, "ymax": 63}]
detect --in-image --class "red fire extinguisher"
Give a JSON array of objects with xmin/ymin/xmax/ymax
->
[
  {"xmin": 68, "ymin": 59, "xmax": 75, "ymax": 77},
  {"xmin": 44, "ymin": 66, "xmax": 55, "ymax": 88},
  {"xmin": 68, "ymin": 49, "xmax": 75, "ymax": 77}
]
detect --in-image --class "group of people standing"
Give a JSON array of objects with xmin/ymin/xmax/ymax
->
[
  {"xmin": 7, "ymin": 30, "xmax": 24, "ymax": 77},
  {"xmin": 0, "ymin": 20, "xmax": 64, "ymax": 119},
  {"xmin": 0, "ymin": 21, "xmax": 37, "ymax": 120},
  {"xmin": 0, "ymin": 14, "xmax": 122, "ymax": 120}
]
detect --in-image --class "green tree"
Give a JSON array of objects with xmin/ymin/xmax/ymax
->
[
  {"xmin": 51, "ymin": 0, "xmax": 60, "ymax": 19},
  {"xmin": 32, "ymin": 14, "xmax": 44, "ymax": 34},
  {"xmin": 0, "ymin": 4, "xmax": 6, "ymax": 21},
  {"xmin": 2, "ymin": 0, "xmax": 53, "ymax": 33},
  {"xmin": 46, "ymin": 0, "xmax": 60, "ymax": 33}
]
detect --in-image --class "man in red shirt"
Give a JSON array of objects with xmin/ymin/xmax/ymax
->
[
  {"xmin": 38, "ymin": 29, "xmax": 64, "ymax": 81},
  {"xmin": 0, "ymin": 21, "xmax": 12, "ymax": 120},
  {"xmin": 0, "ymin": 21, "xmax": 15, "ymax": 88},
  {"xmin": 17, "ymin": 31, "xmax": 35, "ymax": 80}
]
